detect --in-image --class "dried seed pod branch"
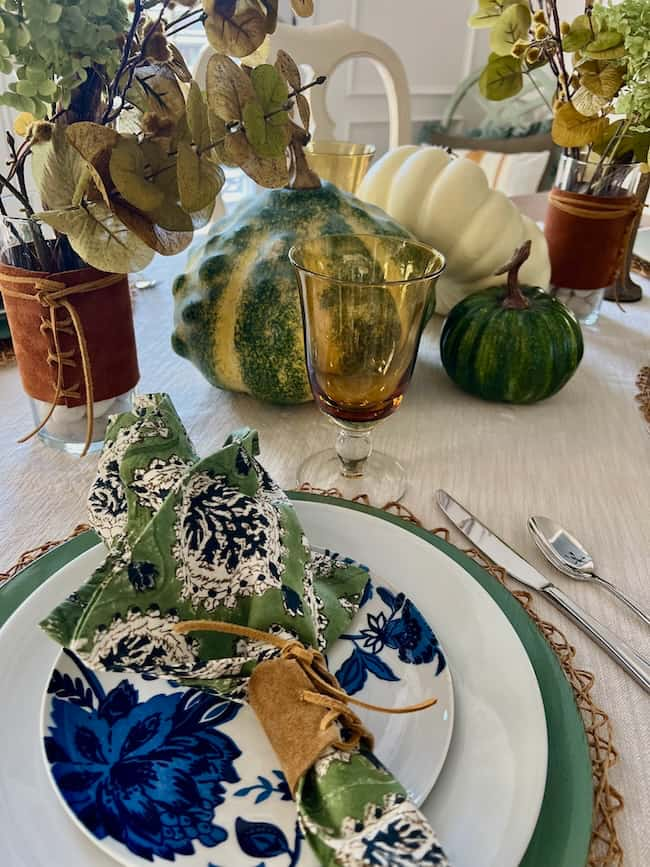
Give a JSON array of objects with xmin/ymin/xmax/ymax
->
[
  {"xmin": 0, "ymin": 0, "xmax": 327, "ymax": 272},
  {"xmin": 469, "ymin": 0, "xmax": 650, "ymax": 166}
]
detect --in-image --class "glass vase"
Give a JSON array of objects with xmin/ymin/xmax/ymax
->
[
  {"xmin": 545, "ymin": 155, "xmax": 643, "ymax": 326},
  {"xmin": 0, "ymin": 214, "xmax": 139, "ymax": 456}
]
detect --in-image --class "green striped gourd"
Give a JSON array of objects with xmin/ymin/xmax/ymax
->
[
  {"xmin": 171, "ymin": 182, "xmax": 410, "ymax": 404},
  {"xmin": 440, "ymin": 241, "xmax": 583, "ymax": 404}
]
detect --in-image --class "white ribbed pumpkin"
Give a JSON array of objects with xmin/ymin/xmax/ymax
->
[{"xmin": 358, "ymin": 145, "xmax": 551, "ymax": 315}]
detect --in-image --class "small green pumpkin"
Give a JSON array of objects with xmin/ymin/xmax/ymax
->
[
  {"xmin": 171, "ymin": 182, "xmax": 409, "ymax": 404},
  {"xmin": 440, "ymin": 241, "xmax": 583, "ymax": 404}
]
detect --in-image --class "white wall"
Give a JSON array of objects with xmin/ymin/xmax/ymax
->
[{"xmin": 297, "ymin": 0, "xmax": 491, "ymax": 155}]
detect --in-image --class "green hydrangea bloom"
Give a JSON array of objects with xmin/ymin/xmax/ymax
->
[
  {"xmin": 596, "ymin": 0, "xmax": 650, "ymax": 129},
  {"xmin": 0, "ymin": 0, "xmax": 127, "ymax": 118}
]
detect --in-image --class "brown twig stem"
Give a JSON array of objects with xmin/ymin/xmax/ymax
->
[
  {"xmin": 165, "ymin": 11, "xmax": 206, "ymax": 37},
  {"xmin": 542, "ymin": 42, "xmax": 561, "ymax": 86},
  {"xmin": 166, "ymin": 5, "xmax": 202, "ymax": 29},
  {"xmin": 0, "ymin": 170, "xmax": 33, "ymax": 215},
  {"xmin": 546, "ymin": 0, "xmax": 572, "ymax": 102},
  {"xmin": 103, "ymin": 0, "xmax": 179, "ymax": 125},
  {"xmin": 496, "ymin": 240, "xmax": 532, "ymax": 309},
  {"xmin": 101, "ymin": 0, "xmax": 143, "ymax": 124},
  {"xmin": 6, "ymin": 133, "xmax": 30, "ymax": 211}
]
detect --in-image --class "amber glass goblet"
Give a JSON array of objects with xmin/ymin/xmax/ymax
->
[
  {"xmin": 304, "ymin": 141, "xmax": 376, "ymax": 194},
  {"xmin": 290, "ymin": 234, "xmax": 445, "ymax": 502}
]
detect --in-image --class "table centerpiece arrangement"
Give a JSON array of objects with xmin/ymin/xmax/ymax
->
[
  {"xmin": 468, "ymin": 0, "xmax": 650, "ymax": 323},
  {"xmin": 0, "ymin": 0, "xmax": 315, "ymax": 454}
]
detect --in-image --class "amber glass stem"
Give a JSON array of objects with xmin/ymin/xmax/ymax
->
[{"xmin": 335, "ymin": 423, "xmax": 375, "ymax": 478}]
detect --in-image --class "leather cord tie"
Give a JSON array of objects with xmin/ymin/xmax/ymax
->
[
  {"xmin": 0, "ymin": 272, "xmax": 121, "ymax": 456},
  {"xmin": 548, "ymin": 188, "xmax": 641, "ymax": 221},
  {"xmin": 174, "ymin": 619, "xmax": 437, "ymax": 755}
]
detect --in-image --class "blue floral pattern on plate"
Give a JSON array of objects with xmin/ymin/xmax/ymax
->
[
  {"xmin": 42, "ymin": 561, "xmax": 453, "ymax": 867},
  {"xmin": 335, "ymin": 583, "xmax": 446, "ymax": 695},
  {"xmin": 45, "ymin": 650, "xmax": 241, "ymax": 861}
]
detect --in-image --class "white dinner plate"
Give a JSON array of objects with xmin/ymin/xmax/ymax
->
[{"xmin": 0, "ymin": 499, "xmax": 547, "ymax": 867}]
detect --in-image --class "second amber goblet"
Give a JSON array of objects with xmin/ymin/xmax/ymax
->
[
  {"xmin": 304, "ymin": 141, "xmax": 376, "ymax": 194},
  {"xmin": 289, "ymin": 234, "xmax": 445, "ymax": 502}
]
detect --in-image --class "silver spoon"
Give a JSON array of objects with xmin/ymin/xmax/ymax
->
[{"xmin": 528, "ymin": 515, "xmax": 650, "ymax": 628}]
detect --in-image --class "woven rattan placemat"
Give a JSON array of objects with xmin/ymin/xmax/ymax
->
[
  {"xmin": 0, "ymin": 499, "xmax": 623, "ymax": 867},
  {"xmin": 631, "ymin": 255, "xmax": 650, "ymax": 280},
  {"xmin": 636, "ymin": 366, "xmax": 650, "ymax": 426}
]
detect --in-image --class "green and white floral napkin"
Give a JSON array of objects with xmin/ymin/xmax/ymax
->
[{"xmin": 41, "ymin": 393, "xmax": 450, "ymax": 866}]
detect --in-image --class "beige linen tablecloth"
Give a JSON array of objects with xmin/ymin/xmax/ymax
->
[{"xmin": 1, "ymin": 247, "xmax": 649, "ymax": 864}]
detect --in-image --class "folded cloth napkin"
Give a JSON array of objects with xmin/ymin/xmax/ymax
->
[{"xmin": 42, "ymin": 393, "xmax": 450, "ymax": 866}]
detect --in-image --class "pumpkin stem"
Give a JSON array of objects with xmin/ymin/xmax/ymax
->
[
  {"xmin": 495, "ymin": 240, "xmax": 532, "ymax": 310},
  {"xmin": 287, "ymin": 123, "xmax": 321, "ymax": 190}
]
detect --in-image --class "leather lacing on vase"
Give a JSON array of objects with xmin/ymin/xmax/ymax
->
[{"xmin": 0, "ymin": 272, "xmax": 121, "ymax": 455}]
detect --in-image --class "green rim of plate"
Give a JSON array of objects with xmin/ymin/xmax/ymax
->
[
  {"xmin": 0, "ymin": 530, "xmax": 100, "ymax": 629},
  {"xmin": 0, "ymin": 493, "xmax": 592, "ymax": 867}
]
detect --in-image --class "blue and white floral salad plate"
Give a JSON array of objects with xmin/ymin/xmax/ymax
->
[{"xmin": 40, "ymin": 555, "xmax": 454, "ymax": 867}]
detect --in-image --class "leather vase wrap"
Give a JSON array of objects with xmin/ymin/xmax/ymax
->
[
  {"xmin": 544, "ymin": 188, "xmax": 639, "ymax": 292},
  {"xmin": 0, "ymin": 264, "xmax": 139, "ymax": 405}
]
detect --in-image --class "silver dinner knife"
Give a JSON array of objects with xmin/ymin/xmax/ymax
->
[{"xmin": 436, "ymin": 490, "xmax": 650, "ymax": 694}]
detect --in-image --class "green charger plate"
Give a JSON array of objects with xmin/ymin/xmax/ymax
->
[{"xmin": 0, "ymin": 493, "xmax": 592, "ymax": 867}]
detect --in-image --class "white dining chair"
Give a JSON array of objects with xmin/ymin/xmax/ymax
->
[{"xmin": 193, "ymin": 20, "xmax": 412, "ymax": 149}]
